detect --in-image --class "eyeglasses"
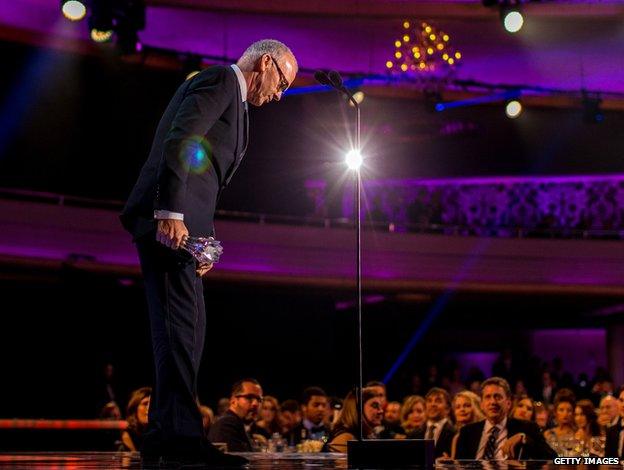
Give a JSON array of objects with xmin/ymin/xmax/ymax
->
[
  {"xmin": 235, "ymin": 393, "xmax": 263, "ymax": 403},
  {"xmin": 270, "ymin": 56, "xmax": 290, "ymax": 93}
]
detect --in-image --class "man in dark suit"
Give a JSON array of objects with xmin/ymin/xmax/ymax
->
[
  {"xmin": 120, "ymin": 39, "xmax": 297, "ymax": 466},
  {"xmin": 409, "ymin": 387, "xmax": 456, "ymax": 457},
  {"xmin": 455, "ymin": 377, "xmax": 556, "ymax": 461},
  {"xmin": 290, "ymin": 387, "xmax": 330, "ymax": 444},
  {"xmin": 605, "ymin": 386, "xmax": 624, "ymax": 458},
  {"xmin": 208, "ymin": 379, "xmax": 263, "ymax": 452}
]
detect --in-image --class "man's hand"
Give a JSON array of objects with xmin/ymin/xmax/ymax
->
[
  {"xmin": 196, "ymin": 262, "xmax": 213, "ymax": 277},
  {"xmin": 502, "ymin": 433, "xmax": 526, "ymax": 459},
  {"xmin": 156, "ymin": 219, "xmax": 189, "ymax": 250}
]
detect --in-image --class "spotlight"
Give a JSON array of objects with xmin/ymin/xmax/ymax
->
[
  {"xmin": 349, "ymin": 91, "xmax": 365, "ymax": 108},
  {"xmin": 502, "ymin": 8, "xmax": 524, "ymax": 33},
  {"xmin": 61, "ymin": 0, "xmax": 86, "ymax": 21},
  {"xmin": 505, "ymin": 100, "xmax": 522, "ymax": 118},
  {"xmin": 345, "ymin": 149, "xmax": 363, "ymax": 170}
]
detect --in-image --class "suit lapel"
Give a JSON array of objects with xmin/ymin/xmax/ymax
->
[{"xmin": 223, "ymin": 74, "xmax": 248, "ymax": 187}]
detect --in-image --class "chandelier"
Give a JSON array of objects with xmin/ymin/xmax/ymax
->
[{"xmin": 386, "ymin": 21, "xmax": 462, "ymax": 76}]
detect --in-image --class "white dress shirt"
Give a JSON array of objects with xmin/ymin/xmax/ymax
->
[
  {"xmin": 477, "ymin": 418, "xmax": 508, "ymax": 460},
  {"xmin": 425, "ymin": 418, "xmax": 448, "ymax": 444}
]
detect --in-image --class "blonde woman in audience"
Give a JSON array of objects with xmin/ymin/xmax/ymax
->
[
  {"xmin": 120, "ymin": 387, "xmax": 151, "ymax": 451},
  {"xmin": 511, "ymin": 395, "xmax": 535, "ymax": 422},
  {"xmin": 326, "ymin": 388, "xmax": 384, "ymax": 452},
  {"xmin": 450, "ymin": 390, "xmax": 485, "ymax": 459},
  {"xmin": 400, "ymin": 395, "xmax": 426, "ymax": 434}
]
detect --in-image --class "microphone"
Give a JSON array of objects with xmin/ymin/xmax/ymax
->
[
  {"xmin": 327, "ymin": 70, "xmax": 345, "ymax": 90},
  {"xmin": 314, "ymin": 70, "xmax": 332, "ymax": 86}
]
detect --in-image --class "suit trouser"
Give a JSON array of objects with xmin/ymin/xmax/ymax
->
[{"xmin": 136, "ymin": 235, "xmax": 206, "ymax": 451}]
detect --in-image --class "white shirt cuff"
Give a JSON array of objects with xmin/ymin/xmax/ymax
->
[{"xmin": 154, "ymin": 210, "xmax": 184, "ymax": 221}]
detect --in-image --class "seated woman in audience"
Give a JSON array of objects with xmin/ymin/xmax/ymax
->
[
  {"xmin": 574, "ymin": 399, "xmax": 603, "ymax": 455},
  {"xmin": 326, "ymin": 388, "xmax": 384, "ymax": 452},
  {"xmin": 119, "ymin": 387, "xmax": 151, "ymax": 452},
  {"xmin": 450, "ymin": 390, "xmax": 484, "ymax": 459},
  {"xmin": 534, "ymin": 402, "xmax": 551, "ymax": 431},
  {"xmin": 400, "ymin": 395, "xmax": 426, "ymax": 435},
  {"xmin": 511, "ymin": 395, "xmax": 535, "ymax": 422},
  {"xmin": 250, "ymin": 395, "xmax": 280, "ymax": 439},
  {"xmin": 544, "ymin": 392, "xmax": 576, "ymax": 452}
]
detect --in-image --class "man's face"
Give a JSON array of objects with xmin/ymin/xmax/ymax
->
[
  {"xmin": 279, "ymin": 409, "xmax": 301, "ymax": 431},
  {"xmin": 248, "ymin": 53, "xmax": 297, "ymax": 107},
  {"xmin": 599, "ymin": 396, "xmax": 619, "ymax": 422},
  {"xmin": 384, "ymin": 402, "xmax": 401, "ymax": 424},
  {"xmin": 619, "ymin": 390, "xmax": 624, "ymax": 418},
  {"xmin": 481, "ymin": 385, "xmax": 511, "ymax": 423},
  {"xmin": 426, "ymin": 392, "xmax": 449, "ymax": 421},
  {"xmin": 230, "ymin": 382, "xmax": 263, "ymax": 423},
  {"xmin": 303, "ymin": 395, "xmax": 328, "ymax": 425}
]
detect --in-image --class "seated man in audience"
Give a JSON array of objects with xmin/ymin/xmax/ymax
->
[
  {"xmin": 279, "ymin": 399, "xmax": 302, "ymax": 446},
  {"xmin": 208, "ymin": 379, "xmax": 263, "ymax": 452},
  {"xmin": 455, "ymin": 377, "xmax": 556, "ymax": 460},
  {"xmin": 409, "ymin": 387, "xmax": 456, "ymax": 457},
  {"xmin": 291, "ymin": 386, "xmax": 330, "ymax": 444},
  {"xmin": 605, "ymin": 386, "xmax": 624, "ymax": 458},
  {"xmin": 599, "ymin": 395, "xmax": 620, "ymax": 429}
]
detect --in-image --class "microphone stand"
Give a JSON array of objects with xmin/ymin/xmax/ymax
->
[{"xmin": 315, "ymin": 70, "xmax": 363, "ymax": 441}]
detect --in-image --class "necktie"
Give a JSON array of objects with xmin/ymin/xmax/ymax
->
[
  {"xmin": 425, "ymin": 423, "xmax": 435, "ymax": 440},
  {"xmin": 483, "ymin": 426, "xmax": 500, "ymax": 460}
]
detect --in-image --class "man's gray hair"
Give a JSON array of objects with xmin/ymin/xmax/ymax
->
[{"xmin": 238, "ymin": 39, "xmax": 297, "ymax": 69}]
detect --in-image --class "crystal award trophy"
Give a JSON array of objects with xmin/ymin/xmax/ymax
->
[{"xmin": 181, "ymin": 236, "xmax": 223, "ymax": 264}]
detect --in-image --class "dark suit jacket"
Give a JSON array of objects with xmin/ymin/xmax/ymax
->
[
  {"xmin": 208, "ymin": 410, "xmax": 253, "ymax": 452},
  {"xmin": 455, "ymin": 418, "xmax": 556, "ymax": 460},
  {"xmin": 605, "ymin": 419, "xmax": 623, "ymax": 457},
  {"xmin": 121, "ymin": 65, "xmax": 247, "ymax": 239},
  {"xmin": 409, "ymin": 420, "xmax": 456, "ymax": 457}
]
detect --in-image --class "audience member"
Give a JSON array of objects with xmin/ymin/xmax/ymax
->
[
  {"xmin": 251, "ymin": 395, "xmax": 280, "ymax": 439},
  {"xmin": 511, "ymin": 395, "xmax": 535, "ymax": 422},
  {"xmin": 290, "ymin": 387, "xmax": 330, "ymax": 444},
  {"xmin": 119, "ymin": 387, "xmax": 151, "ymax": 452},
  {"xmin": 599, "ymin": 395, "xmax": 620, "ymax": 429},
  {"xmin": 455, "ymin": 377, "xmax": 555, "ymax": 460},
  {"xmin": 326, "ymin": 388, "xmax": 384, "ymax": 452},
  {"xmin": 534, "ymin": 402, "xmax": 551, "ymax": 431},
  {"xmin": 199, "ymin": 404, "xmax": 214, "ymax": 438},
  {"xmin": 544, "ymin": 390, "xmax": 576, "ymax": 450},
  {"xmin": 574, "ymin": 399, "xmax": 601, "ymax": 446},
  {"xmin": 605, "ymin": 386, "xmax": 624, "ymax": 458},
  {"xmin": 278, "ymin": 399, "xmax": 302, "ymax": 446},
  {"xmin": 400, "ymin": 395, "xmax": 426, "ymax": 434},
  {"xmin": 208, "ymin": 379, "xmax": 262, "ymax": 452},
  {"xmin": 409, "ymin": 387, "xmax": 456, "ymax": 458}
]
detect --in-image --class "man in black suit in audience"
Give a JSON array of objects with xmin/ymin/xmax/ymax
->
[
  {"xmin": 120, "ymin": 39, "xmax": 297, "ymax": 467},
  {"xmin": 208, "ymin": 379, "xmax": 263, "ymax": 452},
  {"xmin": 605, "ymin": 386, "xmax": 624, "ymax": 458},
  {"xmin": 290, "ymin": 387, "xmax": 330, "ymax": 444},
  {"xmin": 409, "ymin": 387, "xmax": 456, "ymax": 457},
  {"xmin": 455, "ymin": 377, "xmax": 556, "ymax": 460}
]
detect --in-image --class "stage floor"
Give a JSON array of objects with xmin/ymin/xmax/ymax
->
[{"xmin": 0, "ymin": 452, "xmax": 618, "ymax": 469}]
